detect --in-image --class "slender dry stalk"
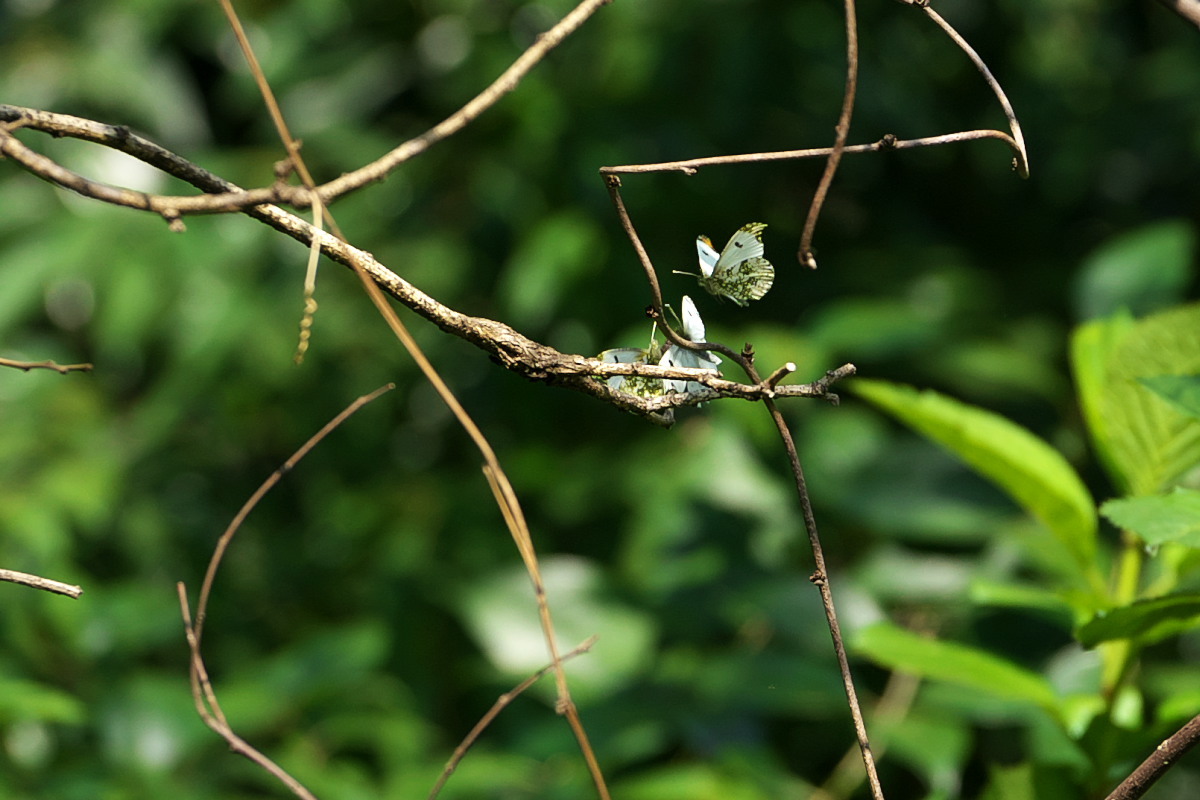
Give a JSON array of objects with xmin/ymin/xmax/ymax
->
[
  {"xmin": 428, "ymin": 637, "xmax": 599, "ymax": 800},
  {"xmin": 216, "ymin": 3, "xmax": 612, "ymax": 793}
]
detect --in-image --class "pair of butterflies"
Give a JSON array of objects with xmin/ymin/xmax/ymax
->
[
  {"xmin": 600, "ymin": 295, "xmax": 720, "ymax": 397},
  {"xmin": 600, "ymin": 222, "xmax": 773, "ymax": 397}
]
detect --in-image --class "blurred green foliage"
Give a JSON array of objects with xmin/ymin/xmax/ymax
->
[{"xmin": 1, "ymin": 0, "xmax": 1199, "ymax": 798}]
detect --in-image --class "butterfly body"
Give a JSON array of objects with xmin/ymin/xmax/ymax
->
[
  {"xmin": 690, "ymin": 222, "xmax": 774, "ymax": 306},
  {"xmin": 659, "ymin": 295, "xmax": 721, "ymax": 395}
]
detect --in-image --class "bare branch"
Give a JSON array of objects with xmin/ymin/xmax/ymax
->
[
  {"xmin": 0, "ymin": 356, "xmax": 93, "ymax": 374},
  {"xmin": 734, "ymin": 356, "xmax": 883, "ymax": 799},
  {"xmin": 599, "ymin": 130, "xmax": 1025, "ymax": 175},
  {"xmin": 0, "ymin": 1, "xmax": 611, "ymax": 217},
  {"xmin": 798, "ymin": 0, "xmax": 859, "ymax": 270},
  {"xmin": 0, "ymin": 568, "xmax": 83, "ymax": 598},
  {"xmin": 0, "ymin": 106, "xmax": 841, "ymax": 423}
]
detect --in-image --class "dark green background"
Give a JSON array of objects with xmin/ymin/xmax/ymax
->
[{"xmin": 1, "ymin": 0, "xmax": 1198, "ymax": 797}]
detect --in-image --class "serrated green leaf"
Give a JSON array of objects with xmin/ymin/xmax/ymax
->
[
  {"xmin": 852, "ymin": 380, "xmax": 1098, "ymax": 582},
  {"xmin": 853, "ymin": 622, "xmax": 1060, "ymax": 712},
  {"xmin": 1071, "ymin": 304, "xmax": 1200, "ymax": 496},
  {"xmin": 1139, "ymin": 375, "xmax": 1200, "ymax": 421},
  {"xmin": 1100, "ymin": 488, "xmax": 1200, "ymax": 547},
  {"xmin": 1077, "ymin": 593, "xmax": 1200, "ymax": 648}
]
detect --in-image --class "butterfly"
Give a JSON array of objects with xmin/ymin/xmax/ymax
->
[
  {"xmin": 658, "ymin": 295, "xmax": 721, "ymax": 395},
  {"xmin": 676, "ymin": 221, "xmax": 774, "ymax": 306},
  {"xmin": 598, "ymin": 323, "xmax": 667, "ymax": 397}
]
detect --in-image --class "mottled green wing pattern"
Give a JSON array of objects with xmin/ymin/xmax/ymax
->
[
  {"xmin": 597, "ymin": 338, "xmax": 666, "ymax": 398},
  {"xmin": 698, "ymin": 222, "xmax": 774, "ymax": 306}
]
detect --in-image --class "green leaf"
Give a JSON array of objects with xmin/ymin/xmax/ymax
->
[
  {"xmin": 1100, "ymin": 488, "xmax": 1200, "ymax": 547},
  {"xmin": 853, "ymin": 622, "xmax": 1060, "ymax": 712},
  {"xmin": 1139, "ymin": 375, "xmax": 1200, "ymax": 421},
  {"xmin": 1076, "ymin": 593, "xmax": 1200, "ymax": 648},
  {"xmin": 1071, "ymin": 310, "xmax": 1137, "ymax": 490},
  {"xmin": 1070, "ymin": 304, "xmax": 1200, "ymax": 496},
  {"xmin": 1073, "ymin": 220, "xmax": 1196, "ymax": 320},
  {"xmin": 852, "ymin": 380, "xmax": 1098, "ymax": 580}
]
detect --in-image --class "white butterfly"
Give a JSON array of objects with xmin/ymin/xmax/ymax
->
[
  {"xmin": 659, "ymin": 295, "xmax": 721, "ymax": 395},
  {"xmin": 677, "ymin": 222, "xmax": 774, "ymax": 306},
  {"xmin": 598, "ymin": 323, "xmax": 666, "ymax": 397}
]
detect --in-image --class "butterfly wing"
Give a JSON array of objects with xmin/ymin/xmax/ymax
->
[
  {"xmin": 599, "ymin": 347, "xmax": 647, "ymax": 391},
  {"xmin": 717, "ymin": 222, "xmax": 766, "ymax": 265}
]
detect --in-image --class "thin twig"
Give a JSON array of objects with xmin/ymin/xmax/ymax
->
[
  {"xmin": 0, "ymin": 356, "xmax": 93, "ymax": 374},
  {"xmin": 599, "ymin": 130, "xmax": 1023, "ymax": 175},
  {"xmin": 746, "ymin": 362, "xmax": 883, "ymax": 799},
  {"xmin": 798, "ymin": 0, "xmax": 859, "ymax": 270},
  {"xmin": 178, "ymin": 585, "xmax": 321, "ymax": 800},
  {"xmin": 1105, "ymin": 713, "xmax": 1200, "ymax": 800},
  {"xmin": 192, "ymin": 384, "xmax": 394, "ymax": 645},
  {"xmin": 0, "ymin": 568, "xmax": 83, "ymax": 598},
  {"xmin": 910, "ymin": 1, "xmax": 1030, "ymax": 178},
  {"xmin": 179, "ymin": 384, "xmax": 392, "ymax": 800},
  {"xmin": 428, "ymin": 636, "xmax": 599, "ymax": 800},
  {"xmin": 317, "ymin": 0, "xmax": 613, "ymax": 203}
]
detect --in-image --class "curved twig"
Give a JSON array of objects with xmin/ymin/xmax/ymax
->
[{"xmin": 908, "ymin": 1, "xmax": 1030, "ymax": 178}]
